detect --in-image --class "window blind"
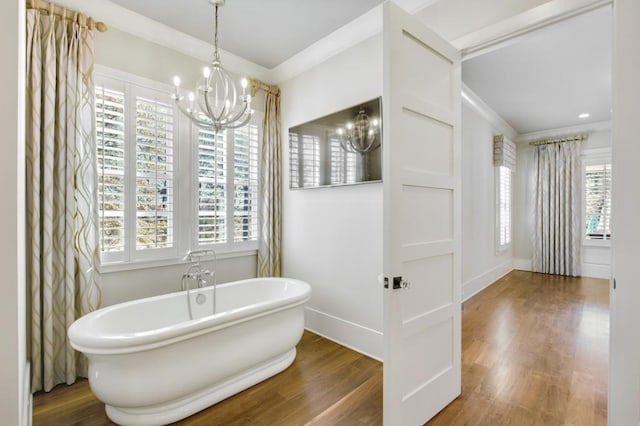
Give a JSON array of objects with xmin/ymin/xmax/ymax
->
[
  {"xmin": 198, "ymin": 129, "xmax": 227, "ymax": 244},
  {"xmin": 233, "ymin": 124, "xmax": 259, "ymax": 242},
  {"xmin": 135, "ymin": 95, "xmax": 175, "ymax": 250},
  {"xmin": 96, "ymin": 86, "xmax": 126, "ymax": 253},
  {"xmin": 289, "ymin": 133, "xmax": 300, "ymax": 188},
  {"xmin": 494, "ymin": 134, "xmax": 516, "ymax": 171},
  {"xmin": 584, "ymin": 163, "xmax": 612, "ymax": 240},
  {"xmin": 302, "ymin": 134, "xmax": 320, "ymax": 187},
  {"xmin": 498, "ymin": 166, "xmax": 512, "ymax": 246},
  {"xmin": 330, "ymin": 137, "xmax": 357, "ymax": 185}
]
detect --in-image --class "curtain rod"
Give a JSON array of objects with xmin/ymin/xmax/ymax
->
[
  {"xmin": 528, "ymin": 134, "xmax": 587, "ymax": 146},
  {"xmin": 26, "ymin": 0, "xmax": 108, "ymax": 32},
  {"xmin": 249, "ymin": 79, "xmax": 280, "ymax": 97}
]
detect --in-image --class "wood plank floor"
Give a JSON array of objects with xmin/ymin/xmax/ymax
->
[
  {"xmin": 33, "ymin": 270, "xmax": 608, "ymax": 425},
  {"xmin": 33, "ymin": 330, "xmax": 383, "ymax": 426}
]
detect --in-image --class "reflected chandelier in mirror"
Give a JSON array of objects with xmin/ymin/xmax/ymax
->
[{"xmin": 289, "ymin": 97, "xmax": 382, "ymax": 189}]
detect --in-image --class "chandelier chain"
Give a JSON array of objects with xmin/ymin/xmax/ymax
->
[{"xmin": 213, "ymin": 4, "xmax": 220, "ymax": 61}]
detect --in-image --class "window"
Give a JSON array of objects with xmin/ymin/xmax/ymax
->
[
  {"xmin": 96, "ymin": 75, "xmax": 177, "ymax": 264},
  {"xmin": 584, "ymin": 161, "xmax": 612, "ymax": 241},
  {"xmin": 496, "ymin": 166, "xmax": 512, "ymax": 250},
  {"xmin": 96, "ymin": 68, "xmax": 261, "ymax": 268},
  {"xmin": 196, "ymin": 119, "xmax": 260, "ymax": 248}
]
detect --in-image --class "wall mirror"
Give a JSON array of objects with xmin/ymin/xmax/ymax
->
[{"xmin": 288, "ymin": 97, "xmax": 382, "ymax": 189}]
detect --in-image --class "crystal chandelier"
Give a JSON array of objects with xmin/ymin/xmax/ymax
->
[
  {"xmin": 337, "ymin": 110, "xmax": 380, "ymax": 154},
  {"xmin": 172, "ymin": 0, "xmax": 252, "ymax": 132}
]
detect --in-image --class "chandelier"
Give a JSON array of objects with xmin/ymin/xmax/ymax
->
[
  {"xmin": 172, "ymin": 0, "xmax": 252, "ymax": 132},
  {"xmin": 337, "ymin": 110, "xmax": 380, "ymax": 154}
]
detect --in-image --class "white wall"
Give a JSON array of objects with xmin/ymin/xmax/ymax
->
[
  {"xmin": 0, "ymin": 0, "xmax": 28, "ymax": 423},
  {"xmin": 94, "ymin": 28, "xmax": 260, "ymax": 307},
  {"xmin": 512, "ymin": 126, "xmax": 612, "ymax": 278},
  {"xmin": 609, "ymin": 0, "xmax": 640, "ymax": 423},
  {"xmin": 281, "ymin": 34, "xmax": 384, "ymax": 360},
  {"xmin": 461, "ymin": 100, "xmax": 513, "ymax": 300}
]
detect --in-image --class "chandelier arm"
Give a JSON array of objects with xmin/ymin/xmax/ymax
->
[
  {"xmin": 174, "ymin": 100, "xmax": 211, "ymax": 127},
  {"xmin": 224, "ymin": 111, "xmax": 252, "ymax": 129},
  {"xmin": 221, "ymin": 101, "xmax": 248, "ymax": 126},
  {"xmin": 339, "ymin": 137, "xmax": 356, "ymax": 153}
]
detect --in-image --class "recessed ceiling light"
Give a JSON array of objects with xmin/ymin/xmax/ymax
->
[{"xmin": 578, "ymin": 113, "xmax": 590, "ymax": 119}]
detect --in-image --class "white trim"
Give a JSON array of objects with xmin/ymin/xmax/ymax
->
[
  {"xmin": 462, "ymin": 83, "xmax": 518, "ymax": 140},
  {"xmin": 55, "ymin": 0, "xmax": 272, "ymax": 82},
  {"xmin": 23, "ymin": 362, "xmax": 31, "ymax": 426},
  {"xmin": 304, "ymin": 307, "xmax": 383, "ymax": 361},
  {"xmin": 513, "ymin": 257, "xmax": 533, "ymax": 271},
  {"xmin": 453, "ymin": 0, "xmax": 611, "ymax": 57},
  {"xmin": 99, "ymin": 249, "xmax": 257, "ymax": 274},
  {"xmin": 58, "ymin": 0, "xmax": 610, "ymax": 86},
  {"xmin": 581, "ymin": 263, "xmax": 611, "ymax": 279},
  {"xmin": 462, "ymin": 260, "xmax": 513, "ymax": 302},
  {"xmin": 515, "ymin": 120, "xmax": 612, "ymax": 144}
]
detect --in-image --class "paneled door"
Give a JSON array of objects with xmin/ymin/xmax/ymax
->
[{"xmin": 382, "ymin": 2, "xmax": 461, "ymax": 425}]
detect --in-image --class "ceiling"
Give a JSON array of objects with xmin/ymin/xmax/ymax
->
[
  {"xmin": 99, "ymin": 0, "xmax": 611, "ymax": 135},
  {"xmin": 107, "ymin": 0, "xmax": 385, "ymax": 69},
  {"xmin": 462, "ymin": 6, "xmax": 612, "ymax": 134}
]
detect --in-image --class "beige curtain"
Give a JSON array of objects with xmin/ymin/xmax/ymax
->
[
  {"xmin": 257, "ymin": 88, "xmax": 282, "ymax": 277},
  {"xmin": 532, "ymin": 141, "xmax": 581, "ymax": 276},
  {"xmin": 26, "ymin": 5, "xmax": 101, "ymax": 392}
]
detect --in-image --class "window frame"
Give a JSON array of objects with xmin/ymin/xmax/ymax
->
[
  {"xmin": 95, "ymin": 66, "xmax": 262, "ymax": 273},
  {"xmin": 582, "ymin": 148, "xmax": 612, "ymax": 247},
  {"xmin": 191, "ymin": 116, "xmax": 262, "ymax": 254},
  {"xmin": 495, "ymin": 165, "xmax": 512, "ymax": 253},
  {"xmin": 95, "ymin": 68, "xmax": 181, "ymax": 266}
]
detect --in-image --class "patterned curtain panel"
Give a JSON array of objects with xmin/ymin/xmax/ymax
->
[
  {"xmin": 532, "ymin": 141, "xmax": 581, "ymax": 276},
  {"xmin": 26, "ymin": 7, "xmax": 101, "ymax": 392},
  {"xmin": 257, "ymin": 90, "xmax": 282, "ymax": 277}
]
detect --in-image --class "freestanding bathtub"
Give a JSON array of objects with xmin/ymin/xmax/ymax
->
[{"xmin": 68, "ymin": 277, "xmax": 311, "ymax": 426}]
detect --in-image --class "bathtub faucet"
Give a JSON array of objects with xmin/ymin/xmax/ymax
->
[{"xmin": 182, "ymin": 249, "xmax": 218, "ymax": 319}]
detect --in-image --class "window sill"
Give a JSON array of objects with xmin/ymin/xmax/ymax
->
[{"xmin": 98, "ymin": 249, "xmax": 258, "ymax": 274}]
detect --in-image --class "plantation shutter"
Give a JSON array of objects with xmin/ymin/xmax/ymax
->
[
  {"xmin": 233, "ymin": 124, "xmax": 259, "ymax": 242},
  {"xmin": 198, "ymin": 129, "xmax": 227, "ymax": 244},
  {"xmin": 585, "ymin": 163, "xmax": 612, "ymax": 240},
  {"xmin": 498, "ymin": 166, "xmax": 511, "ymax": 246},
  {"xmin": 302, "ymin": 134, "xmax": 320, "ymax": 186},
  {"xmin": 135, "ymin": 95, "xmax": 175, "ymax": 249},
  {"xmin": 289, "ymin": 132, "xmax": 300, "ymax": 188},
  {"xmin": 96, "ymin": 86, "xmax": 126, "ymax": 253},
  {"xmin": 329, "ymin": 137, "xmax": 357, "ymax": 185}
]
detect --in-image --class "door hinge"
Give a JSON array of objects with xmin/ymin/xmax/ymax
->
[{"xmin": 613, "ymin": 278, "xmax": 616, "ymax": 290}]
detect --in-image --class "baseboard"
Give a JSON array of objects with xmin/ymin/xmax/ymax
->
[
  {"xmin": 513, "ymin": 258, "xmax": 532, "ymax": 271},
  {"xmin": 582, "ymin": 263, "xmax": 611, "ymax": 279},
  {"xmin": 304, "ymin": 307, "xmax": 383, "ymax": 362},
  {"xmin": 462, "ymin": 260, "xmax": 513, "ymax": 302}
]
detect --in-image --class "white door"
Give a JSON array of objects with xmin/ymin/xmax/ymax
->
[{"xmin": 382, "ymin": 2, "xmax": 461, "ymax": 425}]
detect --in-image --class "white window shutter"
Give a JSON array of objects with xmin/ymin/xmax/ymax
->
[{"xmin": 96, "ymin": 86, "xmax": 126, "ymax": 253}]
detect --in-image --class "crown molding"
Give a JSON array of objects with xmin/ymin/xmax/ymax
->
[
  {"xmin": 515, "ymin": 120, "xmax": 612, "ymax": 144},
  {"xmin": 54, "ymin": 0, "xmax": 273, "ymax": 82},
  {"xmin": 54, "ymin": 0, "xmax": 444, "ymax": 85},
  {"xmin": 453, "ymin": 0, "xmax": 611, "ymax": 59},
  {"xmin": 462, "ymin": 83, "xmax": 518, "ymax": 140}
]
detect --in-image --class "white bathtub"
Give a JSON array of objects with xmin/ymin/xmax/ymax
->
[{"xmin": 68, "ymin": 277, "xmax": 311, "ymax": 426}]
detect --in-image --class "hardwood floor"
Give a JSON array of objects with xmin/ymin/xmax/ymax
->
[
  {"xmin": 33, "ymin": 270, "xmax": 608, "ymax": 425},
  {"xmin": 428, "ymin": 270, "xmax": 609, "ymax": 426},
  {"xmin": 32, "ymin": 331, "xmax": 383, "ymax": 426}
]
